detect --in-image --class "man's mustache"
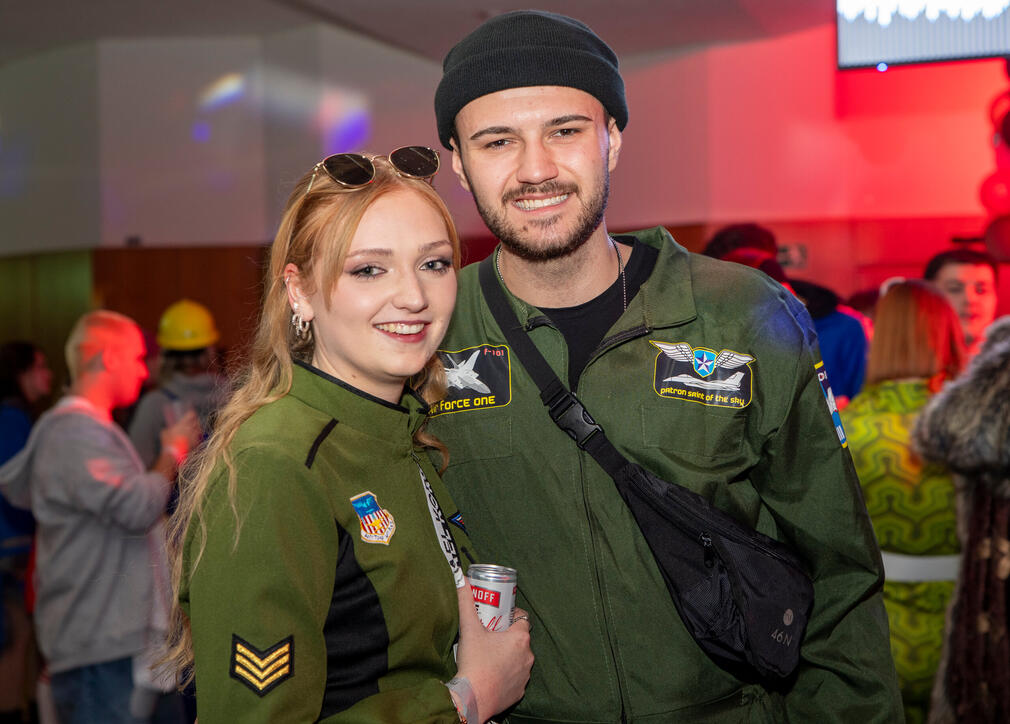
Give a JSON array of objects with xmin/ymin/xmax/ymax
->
[{"xmin": 502, "ymin": 182, "xmax": 578, "ymax": 204}]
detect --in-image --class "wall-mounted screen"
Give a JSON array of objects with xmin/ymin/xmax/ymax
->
[{"xmin": 837, "ymin": 1, "xmax": 1010, "ymax": 68}]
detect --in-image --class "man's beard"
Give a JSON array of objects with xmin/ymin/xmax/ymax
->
[{"xmin": 465, "ymin": 169, "xmax": 609, "ymax": 263}]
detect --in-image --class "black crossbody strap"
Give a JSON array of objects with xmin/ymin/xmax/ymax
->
[{"xmin": 477, "ymin": 255, "xmax": 629, "ymax": 479}]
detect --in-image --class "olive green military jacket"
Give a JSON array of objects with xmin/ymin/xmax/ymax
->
[
  {"xmin": 428, "ymin": 228, "xmax": 902, "ymax": 723},
  {"xmin": 181, "ymin": 361, "xmax": 473, "ymax": 723}
]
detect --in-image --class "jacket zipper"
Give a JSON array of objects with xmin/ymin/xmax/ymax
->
[
  {"xmin": 531, "ymin": 315, "xmax": 630, "ymax": 721},
  {"xmin": 574, "ymin": 450, "xmax": 630, "ymax": 722}
]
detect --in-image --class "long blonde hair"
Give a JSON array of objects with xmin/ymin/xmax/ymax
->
[
  {"xmin": 865, "ymin": 279, "xmax": 965, "ymax": 388},
  {"xmin": 166, "ymin": 156, "xmax": 461, "ymax": 682}
]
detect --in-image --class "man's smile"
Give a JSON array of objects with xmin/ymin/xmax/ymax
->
[{"xmin": 514, "ymin": 194, "xmax": 569, "ymax": 211}]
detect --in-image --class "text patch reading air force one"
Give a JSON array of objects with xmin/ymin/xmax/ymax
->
[
  {"xmin": 651, "ymin": 341, "xmax": 755, "ymax": 409},
  {"xmin": 432, "ymin": 345, "xmax": 512, "ymax": 416}
]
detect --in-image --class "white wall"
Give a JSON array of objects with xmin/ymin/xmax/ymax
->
[
  {"xmin": 313, "ymin": 24, "xmax": 486, "ymax": 239},
  {"xmin": 0, "ymin": 45, "xmax": 101, "ymax": 255},
  {"xmin": 98, "ymin": 36, "xmax": 268, "ymax": 247},
  {"xmin": 0, "ymin": 21, "xmax": 1006, "ymax": 255}
]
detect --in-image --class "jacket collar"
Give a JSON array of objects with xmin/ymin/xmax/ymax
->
[
  {"xmin": 483, "ymin": 226, "xmax": 698, "ymax": 334},
  {"xmin": 623, "ymin": 226, "xmax": 698, "ymax": 331},
  {"xmin": 289, "ymin": 359, "xmax": 429, "ymax": 441}
]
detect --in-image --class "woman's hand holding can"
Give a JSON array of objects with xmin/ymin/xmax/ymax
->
[{"xmin": 454, "ymin": 583, "xmax": 533, "ymax": 722}]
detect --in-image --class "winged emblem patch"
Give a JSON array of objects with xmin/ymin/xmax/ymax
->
[{"xmin": 651, "ymin": 341, "xmax": 755, "ymax": 408}]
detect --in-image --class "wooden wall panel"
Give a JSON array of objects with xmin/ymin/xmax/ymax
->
[
  {"xmin": 91, "ymin": 246, "xmax": 269, "ymax": 368},
  {"xmin": 0, "ymin": 251, "xmax": 92, "ymax": 390}
]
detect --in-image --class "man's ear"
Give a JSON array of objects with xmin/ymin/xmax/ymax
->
[
  {"xmin": 606, "ymin": 117, "xmax": 622, "ymax": 173},
  {"xmin": 92, "ymin": 348, "xmax": 112, "ymax": 374},
  {"xmin": 283, "ymin": 263, "xmax": 315, "ymax": 322},
  {"xmin": 450, "ymin": 141, "xmax": 472, "ymax": 193}
]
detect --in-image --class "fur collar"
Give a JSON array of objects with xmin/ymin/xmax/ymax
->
[{"xmin": 913, "ymin": 317, "xmax": 1010, "ymax": 498}]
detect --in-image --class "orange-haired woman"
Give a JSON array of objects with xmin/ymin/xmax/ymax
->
[{"xmin": 169, "ymin": 149, "xmax": 532, "ymax": 724}]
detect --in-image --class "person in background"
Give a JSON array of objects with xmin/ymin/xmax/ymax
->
[
  {"xmin": 0, "ymin": 342, "xmax": 52, "ymax": 556},
  {"xmin": 702, "ymin": 222, "xmax": 778, "ymax": 260},
  {"xmin": 841, "ymin": 280, "xmax": 966, "ymax": 724},
  {"xmin": 0, "ymin": 311, "xmax": 199, "ymax": 724},
  {"xmin": 129, "ymin": 299, "xmax": 227, "ymax": 470},
  {"xmin": 790, "ymin": 278, "xmax": 870, "ymax": 408},
  {"xmin": 913, "ymin": 316, "xmax": 1010, "ymax": 724},
  {"xmin": 0, "ymin": 342, "xmax": 52, "ymax": 465},
  {"xmin": 924, "ymin": 248, "xmax": 999, "ymax": 359},
  {"xmin": 428, "ymin": 10, "xmax": 900, "ymax": 722},
  {"xmin": 0, "ymin": 342, "xmax": 52, "ymax": 723},
  {"xmin": 703, "ymin": 225, "xmax": 869, "ymax": 406},
  {"xmin": 717, "ymin": 246, "xmax": 796, "ymax": 295},
  {"xmin": 168, "ymin": 149, "xmax": 532, "ymax": 723}
]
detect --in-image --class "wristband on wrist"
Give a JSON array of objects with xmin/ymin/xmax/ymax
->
[{"xmin": 446, "ymin": 676, "xmax": 477, "ymax": 724}]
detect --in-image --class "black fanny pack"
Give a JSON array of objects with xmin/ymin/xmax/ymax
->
[{"xmin": 477, "ymin": 256, "xmax": 814, "ymax": 680}]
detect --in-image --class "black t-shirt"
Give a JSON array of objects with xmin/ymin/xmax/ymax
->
[{"xmin": 539, "ymin": 236, "xmax": 659, "ymax": 389}]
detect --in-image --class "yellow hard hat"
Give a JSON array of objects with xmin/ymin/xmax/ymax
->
[{"xmin": 157, "ymin": 299, "xmax": 220, "ymax": 351}]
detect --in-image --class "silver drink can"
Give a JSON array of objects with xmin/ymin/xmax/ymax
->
[{"xmin": 467, "ymin": 564, "xmax": 517, "ymax": 632}]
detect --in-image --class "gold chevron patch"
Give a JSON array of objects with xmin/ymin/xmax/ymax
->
[{"xmin": 230, "ymin": 634, "xmax": 293, "ymax": 696}]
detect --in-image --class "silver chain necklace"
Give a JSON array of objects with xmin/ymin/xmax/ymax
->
[
  {"xmin": 610, "ymin": 236, "xmax": 628, "ymax": 312},
  {"xmin": 494, "ymin": 238, "xmax": 627, "ymax": 311}
]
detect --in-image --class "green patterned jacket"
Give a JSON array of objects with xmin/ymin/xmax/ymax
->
[{"xmin": 843, "ymin": 379, "xmax": 958, "ymax": 719}]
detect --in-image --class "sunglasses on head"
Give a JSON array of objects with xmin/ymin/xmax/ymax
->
[{"xmin": 305, "ymin": 145, "xmax": 440, "ymax": 194}]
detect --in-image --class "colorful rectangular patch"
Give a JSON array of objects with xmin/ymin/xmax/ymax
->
[
  {"xmin": 350, "ymin": 491, "xmax": 396, "ymax": 545},
  {"xmin": 815, "ymin": 361, "xmax": 848, "ymax": 448},
  {"xmin": 432, "ymin": 345, "xmax": 512, "ymax": 415},
  {"xmin": 651, "ymin": 341, "xmax": 754, "ymax": 409},
  {"xmin": 230, "ymin": 634, "xmax": 293, "ymax": 696}
]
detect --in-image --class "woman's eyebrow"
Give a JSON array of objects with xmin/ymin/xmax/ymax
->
[{"xmin": 346, "ymin": 240, "xmax": 450, "ymax": 258}]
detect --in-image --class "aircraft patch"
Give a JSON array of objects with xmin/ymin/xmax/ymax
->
[
  {"xmin": 815, "ymin": 361, "xmax": 847, "ymax": 448},
  {"xmin": 350, "ymin": 491, "xmax": 396, "ymax": 545},
  {"xmin": 432, "ymin": 345, "xmax": 512, "ymax": 416},
  {"xmin": 651, "ymin": 341, "xmax": 754, "ymax": 409},
  {"xmin": 231, "ymin": 634, "xmax": 293, "ymax": 696}
]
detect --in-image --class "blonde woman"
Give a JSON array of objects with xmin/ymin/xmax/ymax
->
[
  {"xmin": 169, "ymin": 148, "xmax": 532, "ymax": 724},
  {"xmin": 841, "ymin": 279, "xmax": 965, "ymax": 724}
]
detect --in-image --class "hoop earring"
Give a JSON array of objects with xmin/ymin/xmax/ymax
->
[{"xmin": 291, "ymin": 302, "xmax": 310, "ymax": 339}]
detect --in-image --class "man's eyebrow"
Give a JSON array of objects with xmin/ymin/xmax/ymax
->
[
  {"xmin": 468, "ymin": 114, "xmax": 594, "ymax": 142},
  {"xmin": 545, "ymin": 114, "xmax": 593, "ymax": 127},
  {"xmin": 469, "ymin": 126, "xmax": 515, "ymax": 141}
]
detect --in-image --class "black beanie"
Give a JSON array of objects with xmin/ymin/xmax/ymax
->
[{"xmin": 434, "ymin": 10, "xmax": 628, "ymax": 149}]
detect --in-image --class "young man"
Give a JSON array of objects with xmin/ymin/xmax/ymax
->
[
  {"xmin": 428, "ymin": 10, "xmax": 902, "ymax": 723},
  {"xmin": 924, "ymin": 248, "xmax": 1000, "ymax": 359},
  {"xmin": 0, "ymin": 311, "xmax": 199, "ymax": 724}
]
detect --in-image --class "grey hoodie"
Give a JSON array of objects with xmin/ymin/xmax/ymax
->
[{"xmin": 0, "ymin": 396, "xmax": 171, "ymax": 673}]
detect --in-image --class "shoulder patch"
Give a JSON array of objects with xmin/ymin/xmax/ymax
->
[
  {"xmin": 231, "ymin": 634, "xmax": 293, "ymax": 696},
  {"xmin": 431, "ymin": 345, "xmax": 511, "ymax": 415},
  {"xmin": 350, "ymin": 491, "xmax": 396, "ymax": 544},
  {"xmin": 815, "ymin": 361, "xmax": 847, "ymax": 448},
  {"xmin": 650, "ymin": 340, "xmax": 754, "ymax": 409}
]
